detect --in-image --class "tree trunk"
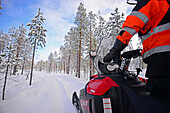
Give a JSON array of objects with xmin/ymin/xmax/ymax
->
[
  {"xmin": 49, "ymin": 62, "xmax": 51, "ymax": 73},
  {"xmin": 77, "ymin": 31, "xmax": 81, "ymax": 78},
  {"xmin": 29, "ymin": 38, "xmax": 37, "ymax": 86},
  {"xmin": 60, "ymin": 59, "xmax": 62, "ymax": 73},
  {"xmin": 39, "ymin": 61, "xmax": 42, "ymax": 71},
  {"xmin": 64, "ymin": 59, "xmax": 65, "ymax": 74},
  {"xmin": 89, "ymin": 26, "xmax": 92, "ymax": 77},
  {"xmin": 56, "ymin": 63, "xmax": 58, "ymax": 73},
  {"xmin": 2, "ymin": 51, "xmax": 10, "ymax": 100},
  {"xmin": 21, "ymin": 57, "xmax": 25, "ymax": 75},
  {"xmin": 21, "ymin": 64, "xmax": 24, "ymax": 75},
  {"xmin": 66, "ymin": 50, "xmax": 71, "ymax": 74}
]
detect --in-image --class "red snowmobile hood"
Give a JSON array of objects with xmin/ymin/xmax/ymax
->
[{"xmin": 87, "ymin": 76, "xmax": 119, "ymax": 96}]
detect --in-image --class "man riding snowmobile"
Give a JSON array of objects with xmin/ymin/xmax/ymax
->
[{"xmin": 104, "ymin": 0, "xmax": 170, "ymax": 110}]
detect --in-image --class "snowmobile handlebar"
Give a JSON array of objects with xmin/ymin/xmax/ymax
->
[
  {"xmin": 98, "ymin": 49, "xmax": 142, "ymax": 75},
  {"xmin": 121, "ymin": 49, "xmax": 141, "ymax": 59}
]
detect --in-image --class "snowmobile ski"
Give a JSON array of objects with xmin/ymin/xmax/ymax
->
[{"xmin": 72, "ymin": 92, "xmax": 82, "ymax": 113}]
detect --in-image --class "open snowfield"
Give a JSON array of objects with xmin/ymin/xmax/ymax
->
[{"xmin": 0, "ymin": 72, "xmax": 88, "ymax": 113}]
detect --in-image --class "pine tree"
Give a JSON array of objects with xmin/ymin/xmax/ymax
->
[
  {"xmin": 74, "ymin": 2, "xmax": 88, "ymax": 78},
  {"xmin": 87, "ymin": 11, "xmax": 97, "ymax": 76},
  {"xmin": 109, "ymin": 8, "xmax": 124, "ymax": 36},
  {"xmin": 8, "ymin": 27, "xmax": 19, "ymax": 75},
  {"xmin": 27, "ymin": 8, "xmax": 47, "ymax": 85},
  {"xmin": 1, "ymin": 36, "xmax": 15, "ymax": 100},
  {"xmin": 59, "ymin": 46, "xmax": 67, "ymax": 74},
  {"xmin": 53, "ymin": 51, "xmax": 58, "ymax": 72},
  {"xmin": 0, "ymin": 30, "xmax": 7, "ymax": 66},
  {"xmin": 13, "ymin": 24, "xmax": 27, "ymax": 75},
  {"xmin": 21, "ymin": 40, "xmax": 32, "ymax": 75},
  {"xmin": 0, "ymin": 30, "xmax": 5, "ymax": 53},
  {"xmin": 94, "ymin": 13, "xmax": 108, "ymax": 60},
  {"xmin": 48, "ymin": 52, "xmax": 54, "ymax": 73},
  {"xmin": 65, "ymin": 27, "xmax": 79, "ymax": 75},
  {"xmin": 95, "ymin": 8, "xmax": 125, "ymax": 60},
  {"xmin": 64, "ymin": 35, "xmax": 71, "ymax": 74}
]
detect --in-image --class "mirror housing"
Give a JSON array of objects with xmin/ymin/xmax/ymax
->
[
  {"xmin": 127, "ymin": 0, "xmax": 137, "ymax": 5},
  {"xmin": 89, "ymin": 50, "xmax": 97, "ymax": 60}
]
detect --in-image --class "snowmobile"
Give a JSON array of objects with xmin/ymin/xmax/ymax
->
[{"xmin": 72, "ymin": 49, "xmax": 168, "ymax": 113}]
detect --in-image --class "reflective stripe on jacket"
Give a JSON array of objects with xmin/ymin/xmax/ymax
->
[{"xmin": 116, "ymin": 0, "xmax": 170, "ymax": 59}]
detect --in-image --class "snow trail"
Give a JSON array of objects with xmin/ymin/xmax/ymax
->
[{"xmin": 0, "ymin": 72, "xmax": 87, "ymax": 113}]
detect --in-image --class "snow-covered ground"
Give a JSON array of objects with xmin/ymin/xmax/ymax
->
[{"xmin": 0, "ymin": 72, "xmax": 88, "ymax": 113}]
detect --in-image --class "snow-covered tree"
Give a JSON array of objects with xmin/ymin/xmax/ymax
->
[
  {"xmin": 53, "ymin": 51, "xmax": 58, "ymax": 72},
  {"xmin": 64, "ymin": 35, "xmax": 71, "ymax": 74},
  {"xmin": 12, "ymin": 24, "xmax": 27, "ymax": 75},
  {"xmin": 2, "ymin": 40, "xmax": 15, "ymax": 100},
  {"xmin": 59, "ymin": 46, "xmax": 67, "ymax": 74},
  {"xmin": 7, "ymin": 27, "xmax": 19, "ymax": 75},
  {"xmin": 0, "ymin": 30, "xmax": 5, "ymax": 53},
  {"xmin": 48, "ymin": 52, "xmax": 54, "ymax": 73},
  {"xmin": 27, "ymin": 8, "xmax": 47, "ymax": 85},
  {"xmin": 0, "ymin": 30, "xmax": 7, "ymax": 65},
  {"xmin": 74, "ymin": 2, "xmax": 88, "ymax": 78},
  {"xmin": 20, "ymin": 41, "xmax": 32, "ymax": 75},
  {"xmin": 64, "ymin": 27, "xmax": 79, "ymax": 75},
  {"xmin": 108, "ymin": 8, "xmax": 124, "ymax": 36},
  {"xmin": 0, "ymin": 34, "xmax": 10, "ymax": 74},
  {"xmin": 35, "ymin": 60, "xmax": 46, "ymax": 72},
  {"xmin": 95, "ymin": 13, "xmax": 108, "ymax": 61},
  {"xmin": 95, "ymin": 8, "xmax": 125, "ymax": 61},
  {"xmin": 86, "ymin": 11, "xmax": 97, "ymax": 76}
]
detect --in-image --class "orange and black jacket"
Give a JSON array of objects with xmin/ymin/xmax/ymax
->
[{"xmin": 117, "ymin": 0, "xmax": 170, "ymax": 59}]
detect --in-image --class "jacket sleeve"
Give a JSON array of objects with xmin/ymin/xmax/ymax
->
[{"xmin": 116, "ymin": 0, "xmax": 154, "ymax": 44}]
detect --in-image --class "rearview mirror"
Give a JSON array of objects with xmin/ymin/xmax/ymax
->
[
  {"xmin": 89, "ymin": 50, "xmax": 97, "ymax": 59},
  {"xmin": 127, "ymin": 0, "xmax": 137, "ymax": 5}
]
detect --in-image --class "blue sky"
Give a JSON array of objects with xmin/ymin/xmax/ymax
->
[{"xmin": 0, "ymin": 0, "xmax": 133, "ymax": 61}]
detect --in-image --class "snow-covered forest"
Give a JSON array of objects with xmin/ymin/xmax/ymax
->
[
  {"xmin": 0, "ymin": 1, "xmax": 147, "ymax": 105},
  {"xmin": 0, "ymin": 1, "xmax": 149, "ymax": 112},
  {"xmin": 34, "ymin": 3, "xmax": 145, "ymax": 79}
]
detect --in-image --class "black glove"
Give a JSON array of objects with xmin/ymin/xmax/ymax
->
[{"xmin": 103, "ymin": 39, "xmax": 127, "ymax": 64}]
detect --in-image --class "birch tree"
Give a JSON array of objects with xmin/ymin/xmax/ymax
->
[{"xmin": 27, "ymin": 8, "xmax": 47, "ymax": 85}]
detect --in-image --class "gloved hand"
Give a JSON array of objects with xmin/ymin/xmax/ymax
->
[
  {"xmin": 103, "ymin": 48, "xmax": 121, "ymax": 63},
  {"xmin": 103, "ymin": 39, "xmax": 127, "ymax": 64}
]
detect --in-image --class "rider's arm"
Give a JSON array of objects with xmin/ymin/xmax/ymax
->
[{"xmin": 116, "ymin": 0, "xmax": 154, "ymax": 45}]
